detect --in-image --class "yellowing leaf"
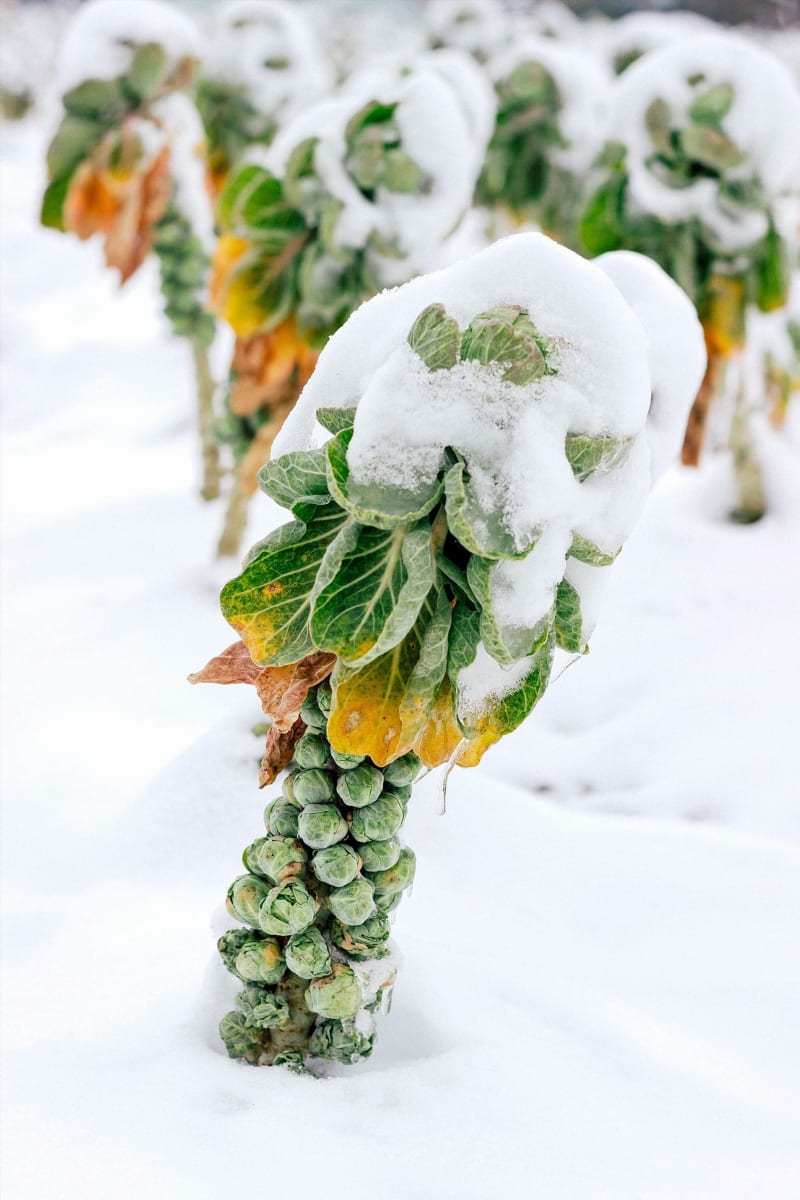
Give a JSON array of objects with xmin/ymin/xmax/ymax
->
[{"xmin": 414, "ymin": 677, "xmax": 463, "ymax": 768}]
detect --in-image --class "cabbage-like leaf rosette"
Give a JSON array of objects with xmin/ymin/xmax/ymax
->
[{"xmin": 221, "ymin": 233, "xmax": 705, "ymax": 769}]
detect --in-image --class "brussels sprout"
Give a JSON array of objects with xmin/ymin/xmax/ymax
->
[
  {"xmin": 330, "ymin": 747, "xmax": 365, "ymax": 770},
  {"xmin": 237, "ymin": 984, "xmax": 291, "ymax": 1030},
  {"xmin": 311, "ymin": 843, "xmax": 361, "ymax": 887},
  {"xmin": 382, "ymin": 781, "xmax": 412, "ymax": 802},
  {"xmin": 227, "ymin": 874, "xmax": 271, "ymax": 927},
  {"xmin": 258, "ymin": 879, "xmax": 317, "ymax": 936},
  {"xmin": 329, "ymin": 913, "xmax": 390, "ymax": 959},
  {"xmin": 358, "ymin": 837, "xmax": 401, "ymax": 873},
  {"xmin": 293, "ymin": 768, "xmax": 336, "ymax": 806},
  {"xmin": 243, "ymin": 836, "xmax": 307, "ymax": 883},
  {"xmin": 305, "ymin": 963, "xmax": 362, "ymax": 1019},
  {"xmin": 374, "ymin": 891, "xmax": 403, "ymax": 915},
  {"xmin": 336, "ymin": 763, "xmax": 384, "ymax": 808},
  {"xmin": 309, "ymin": 1018, "xmax": 375, "ymax": 1063},
  {"xmin": 349, "ymin": 793, "xmax": 404, "ymax": 843},
  {"xmin": 327, "ymin": 876, "xmax": 376, "ymax": 925},
  {"xmin": 382, "ymin": 752, "xmax": 422, "ymax": 787},
  {"xmin": 316, "ymin": 680, "xmax": 332, "ymax": 715},
  {"xmin": 366, "ymin": 847, "xmax": 416, "ymax": 902},
  {"xmin": 235, "ymin": 937, "xmax": 286, "ymax": 985},
  {"xmin": 282, "ymin": 771, "xmax": 301, "ymax": 802},
  {"xmin": 298, "ymin": 803, "xmax": 348, "ymax": 849},
  {"xmin": 217, "ymin": 929, "xmax": 251, "ymax": 976},
  {"xmin": 219, "ymin": 1010, "xmax": 267, "ymax": 1063},
  {"xmin": 265, "ymin": 795, "xmax": 302, "ymax": 838},
  {"xmin": 293, "ymin": 731, "xmax": 333, "ymax": 770},
  {"xmin": 299, "ymin": 692, "xmax": 326, "ymax": 729},
  {"xmin": 285, "ymin": 928, "xmax": 332, "ymax": 979}
]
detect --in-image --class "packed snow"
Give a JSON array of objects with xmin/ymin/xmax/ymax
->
[
  {"xmin": 3, "ymin": 24, "xmax": 800, "ymax": 1200},
  {"xmin": 57, "ymin": 0, "xmax": 200, "ymax": 91}
]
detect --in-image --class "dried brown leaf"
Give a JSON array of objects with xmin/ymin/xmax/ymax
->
[
  {"xmin": 188, "ymin": 641, "xmax": 260, "ymax": 687},
  {"xmin": 256, "ymin": 652, "xmax": 335, "ymax": 731},
  {"xmin": 259, "ymin": 716, "xmax": 306, "ymax": 787}
]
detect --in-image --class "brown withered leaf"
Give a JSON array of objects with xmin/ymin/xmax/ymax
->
[
  {"xmin": 256, "ymin": 652, "xmax": 335, "ymax": 732},
  {"xmin": 187, "ymin": 641, "xmax": 260, "ymax": 687},
  {"xmin": 104, "ymin": 144, "xmax": 172, "ymax": 283},
  {"xmin": 229, "ymin": 324, "xmax": 318, "ymax": 418},
  {"xmin": 259, "ymin": 716, "xmax": 306, "ymax": 788}
]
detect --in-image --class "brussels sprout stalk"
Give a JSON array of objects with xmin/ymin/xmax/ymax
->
[{"xmin": 218, "ymin": 688, "xmax": 420, "ymax": 1069}]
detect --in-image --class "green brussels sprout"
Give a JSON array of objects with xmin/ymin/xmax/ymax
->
[
  {"xmin": 329, "ymin": 913, "xmax": 390, "ymax": 959},
  {"xmin": 298, "ymin": 803, "xmax": 348, "ymax": 849},
  {"xmin": 366, "ymin": 847, "xmax": 416, "ymax": 903},
  {"xmin": 349, "ymin": 793, "xmax": 404, "ymax": 843},
  {"xmin": 219, "ymin": 1010, "xmax": 267, "ymax": 1062},
  {"xmin": 336, "ymin": 763, "xmax": 384, "ymax": 808},
  {"xmin": 358, "ymin": 837, "xmax": 401, "ymax": 873},
  {"xmin": 227, "ymin": 874, "xmax": 271, "ymax": 927},
  {"xmin": 243, "ymin": 835, "xmax": 307, "ymax": 883},
  {"xmin": 305, "ymin": 963, "xmax": 362, "ymax": 1019},
  {"xmin": 382, "ymin": 752, "xmax": 422, "ymax": 787},
  {"xmin": 309, "ymin": 1018, "xmax": 375, "ymax": 1064},
  {"xmin": 293, "ymin": 768, "xmax": 336, "ymax": 806},
  {"xmin": 258, "ymin": 879, "xmax": 317, "ymax": 936},
  {"xmin": 236, "ymin": 984, "xmax": 291, "ymax": 1030},
  {"xmin": 293, "ymin": 731, "xmax": 333, "ymax": 770},
  {"xmin": 265, "ymin": 795, "xmax": 302, "ymax": 838},
  {"xmin": 311, "ymin": 843, "xmax": 361, "ymax": 887},
  {"xmin": 330, "ymin": 747, "xmax": 365, "ymax": 770},
  {"xmin": 316, "ymin": 680, "xmax": 332, "ymax": 715},
  {"xmin": 285, "ymin": 928, "xmax": 332, "ymax": 979},
  {"xmin": 235, "ymin": 937, "xmax": 287, "ymax": 985},
  {"xmin": 374, "ymin": 891, "xmax": 403, "ymax": 915},
  {"xmin": 382, "ymin": 781, "xmax": 412, "ymax": 802},
  {"xmin": 299, "ymin": 692, "xmax": 326, "ymax": 729},
  {"xmin": 282, "ymin": 771, "xmax": 301, "ymax": 802},
  {"xmin": 327, "ymin": 876, "xmax": 376, "ymax": 925},
  {"xmin": 217, "ymin": 928, "xmax": 251, "ymax": 976}
]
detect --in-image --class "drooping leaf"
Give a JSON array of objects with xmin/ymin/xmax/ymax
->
[
  {"xmin": 568, "ymin": 533, "xmax": 619, "ymax": 567},
  {"xmin": 221, "ymin": 507, "xmax": 349, "ymax": 666},
  {"xmin": 258, "ymin": 448, "xmax": 330, "ymax": 513},
  {"xmin": 554, "ymin": 578, "xmax": 583, "ymax": 652},
  {"xmin": 260, "ymin": 716, "xmax": 306, "ymax": 788},
  {"xmin": 689, "ymin": 83, "xmax": 734, "ymax": 127},
  {"xmin": 310, "ymin": 521, "xmax": 435, "ymax": 667},
  {"xmin": 436, "ymin": 552, "xmax": 477, "ymax": 607},
  {"xmin": 457, "ymin": 621, "xmax": 555, "ymax": 766},
  {"xmin": 62, "ymin": 77, "xmax": 129, "ymax": 122},
  {"xmin": 254, "ymin": 652, "xmax": 336, "ymax": 731},
  {"xmin": 398, "ymin": 587, "xmax": 452, "ymax": 745},
  {"xmin": 645, "ymin": 98, "xmax": 675, "ymax": 159},
  {"xmin": 754, "ymin": 223, "xmax": 790, "ymax": 314},
  {"xmin": 467, "ymin": 555, "xmax": 553, "ymax": 665},
  {"xmin": 679, "ymin": 124, "xmax": 745, "ymax": 171},
  {"xmin": 415, "ymin": 676, "xmax": 463, "ymax": 768},
  {"xmin": 564, "ymin": 433, "xmax": 634, "ymax": 482},
  {"xmin": 45, "ymin": 115, "xmax": 104, "ymax": 181},
  {"xmin": 40, "ymin": 176, "xmax": 71, "ymax": 230},
  {"xmin": 124, "ymin": 43, "xmax": 169, "ymax": 103},
  {"xmin": 446, "ymin": 601, "xmax": 481, "ymax": 679},
  {"xmin": 579, "ymin": 173, "xmax": 626, "ymax": 256},
  {"xmin": 327, "ymin": 589, "xmax": 440, "ymax": 766},
  {"xmin": 327, "ymin": 428, "xmax": 443, "ymax": 529},
  {"xmin": 217, "ymin": 164, "xmax": 265, "ymax": 232},
  {"xmin": 188, "ymin": 640, "xmax": 261, "ymax": 687},
  {"xmin": 316, "ymin": 406, "xmax": 356, "ymax": 436},
  {"xmin": 444, "ymin": 459, "xmax": 536, "ymax": 560},
  {"xmin": 407, "ymin": 303, "xmax": 461, "ymax": 372}
]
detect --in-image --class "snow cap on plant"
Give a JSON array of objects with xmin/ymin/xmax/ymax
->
[
  {"xmin": 220, "ymin": 233, "xmax": 704, "ymax": 768},
  {"xmin": 426, "ymin": 0, "xmax": 509, "ymax": 63}
]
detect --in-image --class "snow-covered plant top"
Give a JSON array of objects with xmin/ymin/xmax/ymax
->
[
  {"xmin": 600, "ymin": 11, "xmax": 718, "ymax": 77},
  {"xmin": 196, "ymin": 0, "xmax": 333, "ymax": 192},
  {"xmin": 220, "ymin": 235, "xmax": 705, "ymax": 769},
  {"xmin": 211, "ymin": 65, "xmax": 484, "ymax": 345},
  {"xmin": 426, "ymin": 0, "xmax": 508, "ymax": 63},
  {"xmin": 57, "ymin": 0, "xmax": 198, "ymax": 93},
  {"xmin": 478, "ymin": 38, "xmax": 608, "ymax": 235},
  {"xmin": 593, "ymin": 33, "xmax": 800, "ymax": 257}
]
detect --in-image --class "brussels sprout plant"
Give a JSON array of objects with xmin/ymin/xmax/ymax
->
[
  {"xmin": 41, "ymin": 0, "xmax": 222, "ymax": 501},
  {"xmin": 194, "ymin": 233, "xmax": 705, "ymax": 1069}
]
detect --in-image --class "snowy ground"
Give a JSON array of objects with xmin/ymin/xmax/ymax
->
[{"xmin": 2, "ymin": 116, "xmax": 800, "ymax": 1199}]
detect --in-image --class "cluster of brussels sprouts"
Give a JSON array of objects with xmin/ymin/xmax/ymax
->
[
  {"xmin": 153, "ymin": 201, "xmax": 216, "ymax": 347},
  {"xmin": 218, "ymin": 681, "xmax": 421, "ymax": 1068}
]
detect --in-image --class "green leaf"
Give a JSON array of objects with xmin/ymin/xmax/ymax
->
[
  {"xmin": 124, "ymin": 43, "xmax": 169, "ymax": 103},
  {"xmin": 316, "ymin": 407, "xmax": 356, "ymax": 436},
  {"xmin": 344, "ymin": 100, "xmax": 398, "ymax": 146},
  {"xmin": 568, "ymin": 533, "xmax": 618, "ymax": 567},
  {"xmin": 40, "ymin": 176, "xmax": 71, "ymax": 230},
  {"xmin": 754, "ymin": 223, "xmax": 789, "ymax": 313},
  {"xmin": 679, "ymin": 124, "xmax": 745, "ymax": 171},
  {"xmin": 310, "ymin": 521, "xmax": 435, "ymax": 667},
  {"xmin": 45, "ymin": 116, "xmax": 103, "ymax": 181},
  {"xmin": 444, "ymin": 460, "xmax": 536, "ymax": 560},
  {"xmin": 460, "ymin": 314, "xmax": 546, "ymax": 384},
  {"xmin": 446, "ymin": 601, "xmax": 481, "ymax": 679},
  {"xmin": 221, "ymin": 506, "xmax": 349, "ymax": 666},
  {"xmin": 467, "ymin": 556, "xmax": 551, "ymax": 665},
  {"xmin": 645, "ymin": 98, "xmax": 674, "ymax": 158},
  {"xmin": 327, "ymin": 428, "xmax": 443, "ymax": 530},
  {"xmin": 216, "ymin": 164, "xmax": 266, "ymax": 230},
  {"xmin": 407, "ymin": 304, "xmax": 461, "ymax": 372},
  {"xmin": 436, "ymin": 551, "xmax": 477, "ymax": 607},
  {"xmin": 555, "ymin": 578, "xmax": 583, "ymax": 652},
  {"xmin": 689, "ymin": 83, "xmax": 734, "ymax": 127},
  {"xmin": 564, "ymin": 433, "xmax": 634, "ymax": 482},
  {"xmin": 258, "ymin": 448, "xmax": 330, "ymax": 513},
  {"xmin": 62, "ymin": 78, "xmax": 128, "ymax": 121},
  {"xmin": 399, "ymin": 587, "xmax": 452, "ymax": 744},
  {"xmin": 382, "ymin": 149, "xmax": 423, "ymax": 193},
  {"xmin": 283, "ymin": 136, "xmax": 318, "ymax": 208}
]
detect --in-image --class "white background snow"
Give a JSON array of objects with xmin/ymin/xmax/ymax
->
[{"xmin": 3, "ymin": 103, "xmax": 800, "ymax": 1200}]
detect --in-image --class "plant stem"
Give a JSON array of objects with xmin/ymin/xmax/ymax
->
[
  {"xmin": 216, "ymin": 470, "xmax": 250, "ymax": 558},
  {"xmin": 191, "ymin": 337, "xmax": 221, "ymax": 502},
  {"xmin": 729, "ymin": 385, "xmax": 765, "ymax": 525},
  {"xmin": 681, "ymin": 346, "xmax": 727, "ymax": 467}
]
